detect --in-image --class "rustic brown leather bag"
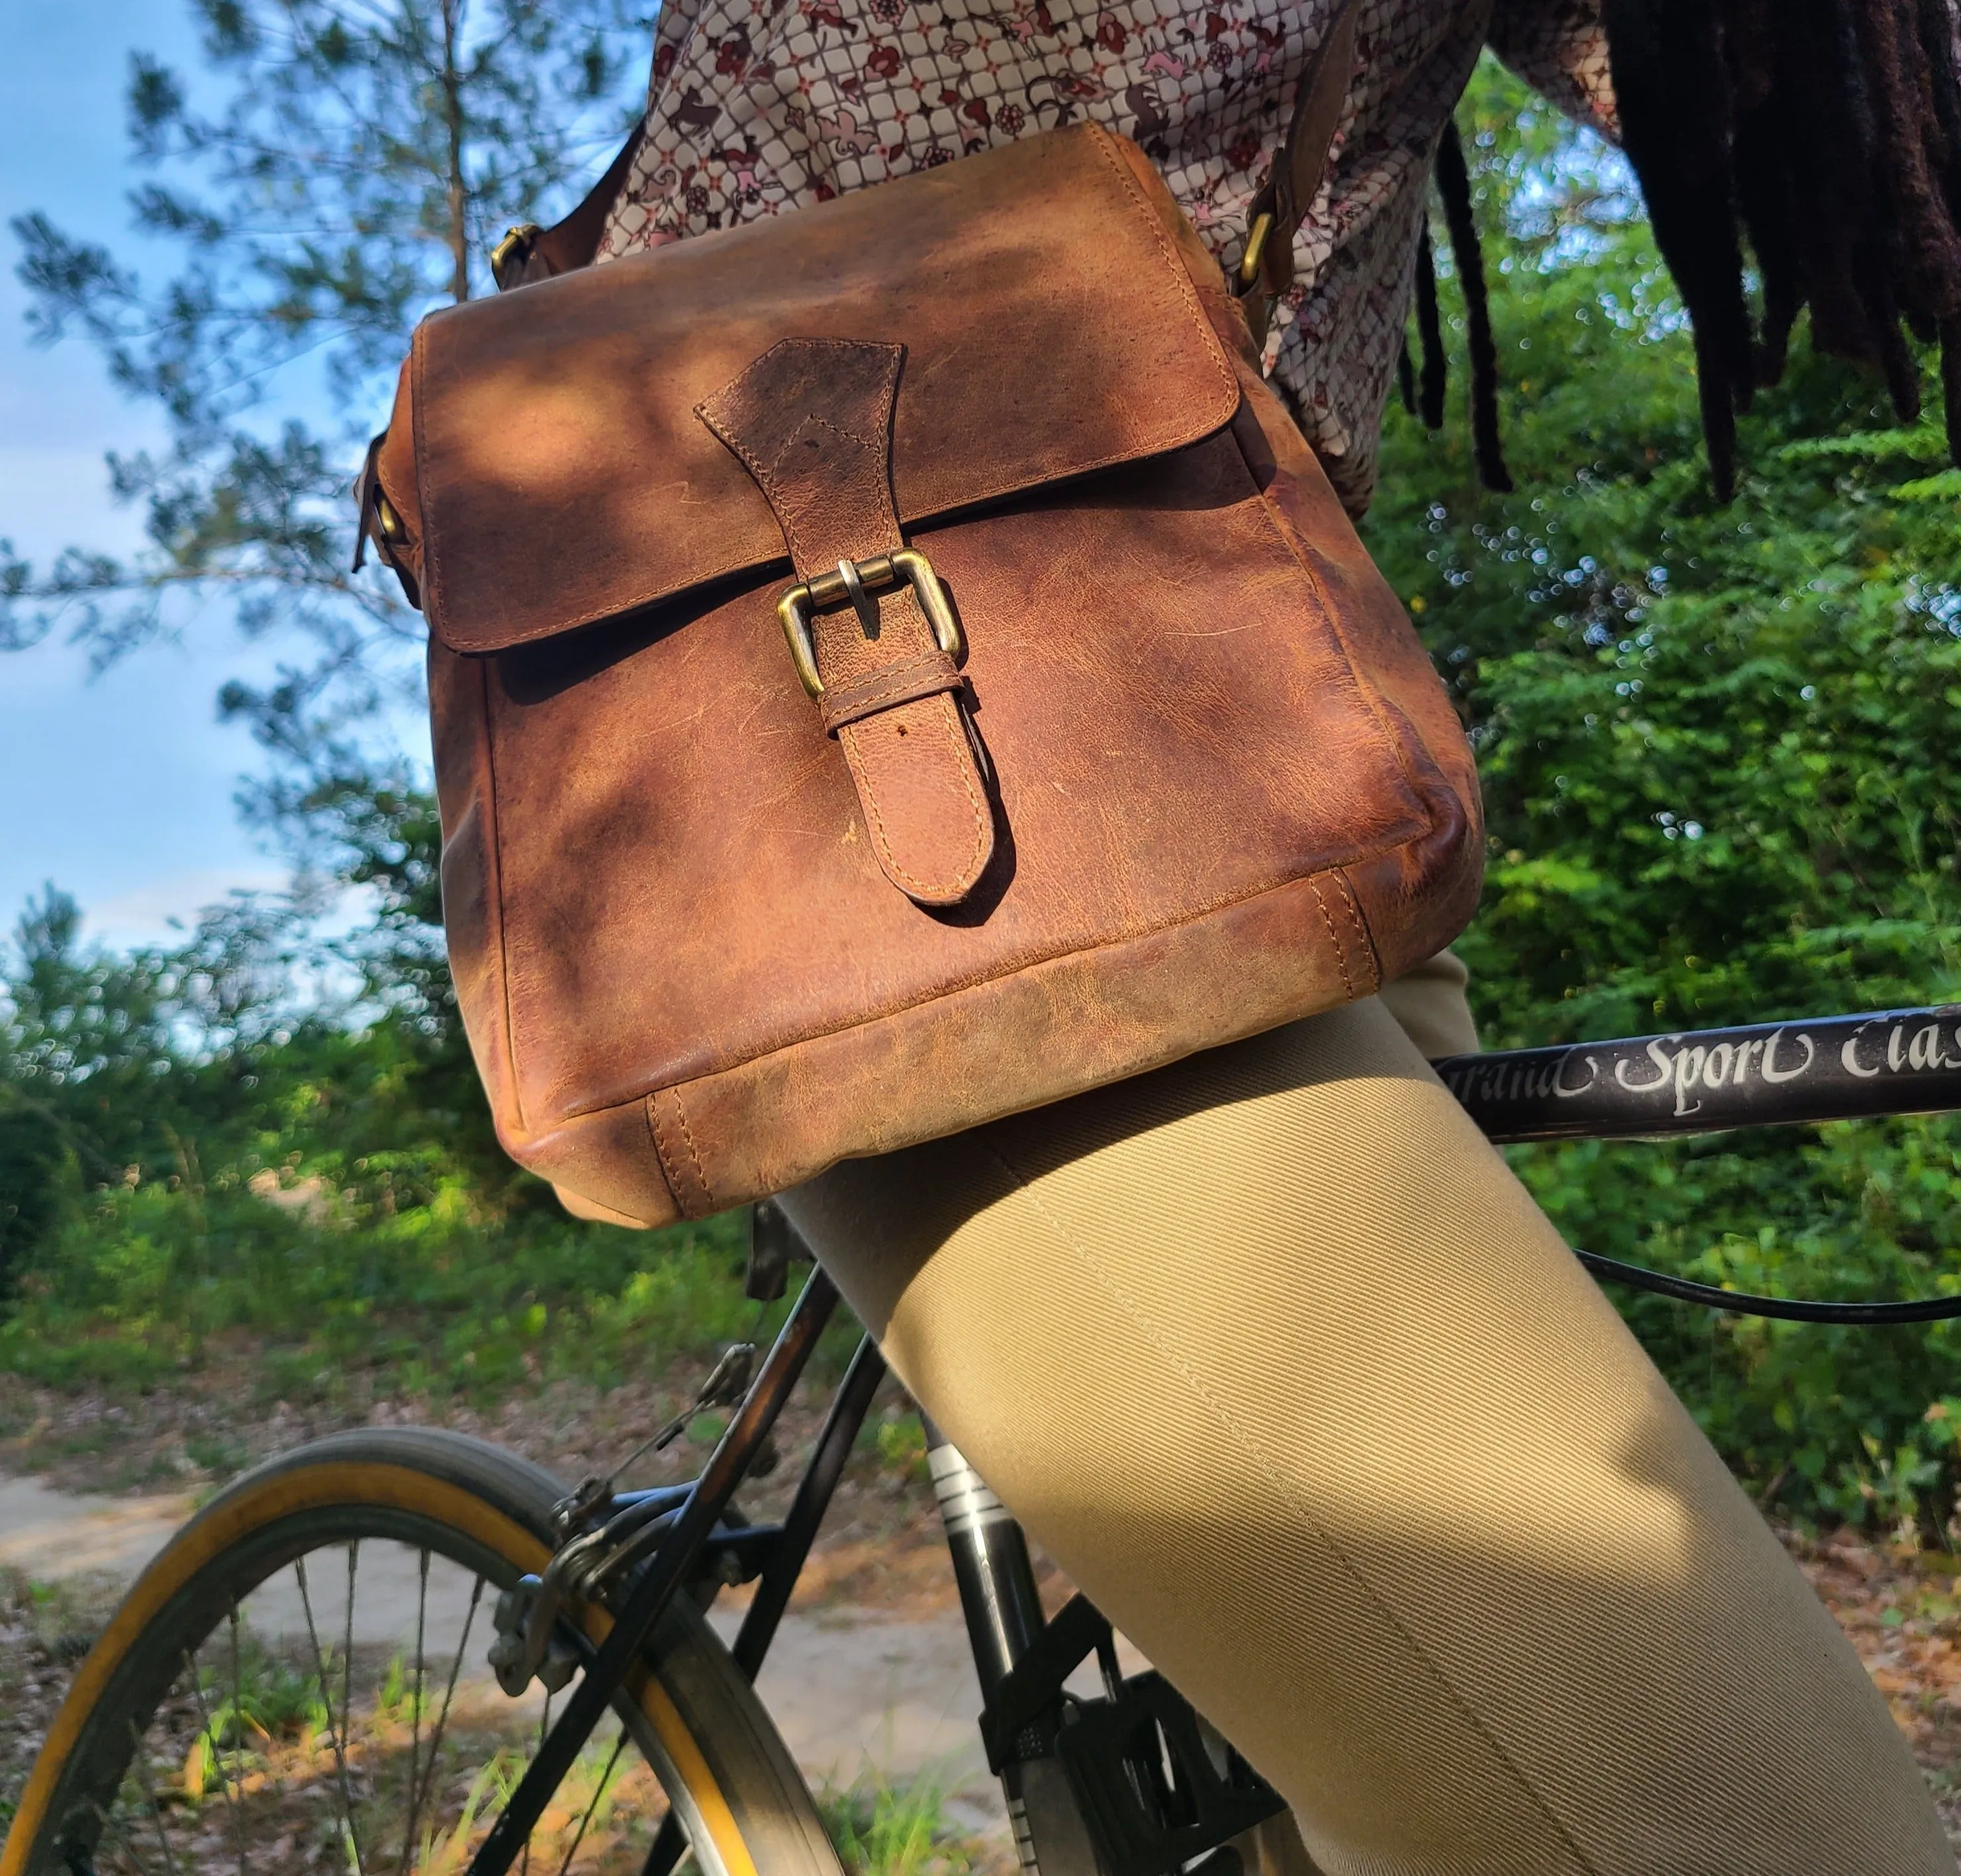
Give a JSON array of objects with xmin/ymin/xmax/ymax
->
[{"xmin": 354, "ymin": 92, "xmax": 1483, "ymax": 1228}]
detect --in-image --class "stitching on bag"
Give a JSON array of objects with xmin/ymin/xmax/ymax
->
[
  {"xmin": 821, "ymin": 656, "xmax": 960, "ymax": 728},
  {"xmin": 696, "ymin": 340, "xmax": 904, "ymax": 575},
  {"xmin": 1330, "ymin": 868, "xmax": 1382, "ymax": 994},
  {"xmin": 411, "ymin": 321, "xmax": 458, "ymax": 645},
  {"xmin": 845, "ymin": 711, "xmax": 988, "ymax": 898},
  {"xmin": 671, "ymin": 1090, "xmax": 715, "ymax": 1208},
  {"xmin": 552, "ymin": 864, "xmax": 1378, "ymax": 1125},
  {"xmin": 641, "ymin": 1096, "xmax": 679, "ymax": 1209},
  {"xmin": 1307, "ymin": 876, "xmax": 1356, "ymax": 1001},
  {"xmin": 430, "ymin": 216, "xmax": 1236, "ymax": 652},
  {"xmin": 766, "ymin": 418, "xmax": 890, "ymax": 569},
  {"xmin": 1085, "ymin": 127, "xmax": 1238, "ymax": 415},
  {"xmin": 972, "ymin": 1135, "xmax": 1605, "ymax": 1876},
  {"xmin": 475, "ymin": 652, "xmax": 525, "ymax": 1132},
  {"xmin": 840, "ymin": 698, "xmax": 989, "ymax": 899},
  {"xmin": 648, "ymin": 1091, "xmax": 714, "ymax": 1215},
  {"xmin": 647, "ymin": 1097, "xmax": 691, "ymax": 1211}
]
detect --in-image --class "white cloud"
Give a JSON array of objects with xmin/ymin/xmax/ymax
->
[{"xmin": 81, "ymin": 868, "xmax": 289, "ymax": 947}]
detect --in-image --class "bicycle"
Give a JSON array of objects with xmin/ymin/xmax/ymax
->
[{"xmin": 7, "ymin": 1004, "xmax": 1961, "ymax": 1876}]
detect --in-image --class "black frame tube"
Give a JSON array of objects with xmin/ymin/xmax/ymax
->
[
  {"xmin": 732, "ymin": 1333, "xmax": 887, "ymax": 1677},
  {"xmin": 468, "ymin": 1267, "xmax": 838, "ymax": 1876},
  {"xmin": 1444, "ymin": 1005, "xmax": 1961, "ymax": 1322},
  {"xmin": 1439, "ymin": 1006, "xmax": 1961, "ymax": 1143}
]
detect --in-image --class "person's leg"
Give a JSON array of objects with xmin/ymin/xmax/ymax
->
[
  {"xmin": 780, "ymin": 998, "xmax": 1953, "ymax": 1876},
  {"xmin": 1376, "ymin": 947, "xmax": 1480, "ymax": 1059}
]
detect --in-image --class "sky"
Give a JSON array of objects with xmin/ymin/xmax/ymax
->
[{"xmin": 0, "ymin": 4, "xmax": 411, "ymax": 950}]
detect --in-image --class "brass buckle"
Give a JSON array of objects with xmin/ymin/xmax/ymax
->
[
  {"xmin": 489, "ymin": 223, "xmax": 543, "ymax": 293},
  {"xmin": 372, "ymin": 488, "xmax": 408, "ymax": 547},
  {"xmin": 1235, "ymin": 209, "xmax": 1275, "ymax": 297},
  {"xmin": 775, "ymin": 548, "xmax": 962, "ymax": 701}
]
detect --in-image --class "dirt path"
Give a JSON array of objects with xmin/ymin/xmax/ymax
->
[{"xmin": 0, "ymin": 1473, "xmax": 198, "ymax": 1583}]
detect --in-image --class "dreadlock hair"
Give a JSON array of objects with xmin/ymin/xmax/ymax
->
[
  {"xmin": 1415, "ymin": 0, "xmax": 1961, "ymax": 499},
  {"xmin": 1408, "ymin": 124, "xmax": 1513, "ymax": 491}
]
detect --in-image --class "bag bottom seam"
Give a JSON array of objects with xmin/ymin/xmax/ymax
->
[{"xmin": 524, "ymin": 857, "xmax": 1397, "ymax": 1135}]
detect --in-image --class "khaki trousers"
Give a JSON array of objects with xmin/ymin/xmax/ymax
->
[{"xmin": 780, "ymin": 964, "xmax": 1953, "ymax": 1875}]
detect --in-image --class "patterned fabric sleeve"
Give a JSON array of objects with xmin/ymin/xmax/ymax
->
[
  {"xmin": 1485, "ymin": 0, "xmax": 1618, "ymax": 142},
  {"xmin": 593, "ymin": 0, "xmax": 1625, "ymax": 519}
]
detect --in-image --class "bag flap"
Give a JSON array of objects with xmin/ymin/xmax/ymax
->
[{"xmin": 409, "ymin": 126, "xmax": 1243, "ymax": 654}]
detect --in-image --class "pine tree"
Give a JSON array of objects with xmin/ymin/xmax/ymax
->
[{"xmin": 3, "ymin": 0, "xmax": 652, "ymax": 760}]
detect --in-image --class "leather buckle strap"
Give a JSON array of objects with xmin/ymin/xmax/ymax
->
[
  {"xmin": 1232, "ymin": 0, "xmax": 1360, "ymax": 345},
  {"xmin": 698, "ymin": 338, "xmax": 997, "ymax": 909},
  {"xmin": 776, "ymin": 550, "xmax": 963, "ymax": 700}
]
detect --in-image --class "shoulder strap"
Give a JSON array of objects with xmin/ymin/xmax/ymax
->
[
  {"xmin": 1232, "ymin": 0, "xmax": 1360, "ymax": 343},
  {"xmin": 489, "ymin": 122, "xmax": 647, "ymax": 292}
]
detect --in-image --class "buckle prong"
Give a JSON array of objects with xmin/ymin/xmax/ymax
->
[
  {"xmin": 776, "ymin": 549, "xmax": 962, "ymax": 701},
  {"xmin": 836, "ymin": 557, "xmax": 881, "ymax": 639}
]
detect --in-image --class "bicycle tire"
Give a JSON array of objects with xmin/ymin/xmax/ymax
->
[{"xmin": 1, "ymin": 1427, "xmax": 846, "ymax": 1876}]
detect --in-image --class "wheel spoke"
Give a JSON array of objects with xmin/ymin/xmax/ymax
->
[
  {"xmin": 407, "ymin": 1575, "xmax": 485, "ymax": 1853},
  {"xmin": 342, "ymin": 1541, "xmax": 365, "ymax": 1876},
  {"xmin": 130, "ymin": 1714, "xmax": 180, "ymax": 1876},
  {"xmin": 13, "ymin": 1447, "xmax": 792, "ymax": 1876},
  {"xmin": 553, "ymin": 1727, "xmax": 627, "ymax": 1876},
  {"xmin": 181, "ymin": 1642, "xmax": 249, "ymax": 1872},
  {"xmin": 402, "ymin": 1546, "xmax": 430, "ymax": 1876},
  {"xmin": 228, "ymin": 1605, "xmax": 248, "ymax": 1876},
  {"xmin": 296, "ymin": 1554, "xmax": 365, "ymax": 1875},
  {"xmin": 93, "ymin": 1791, "xmax": 152, "ymax": 1876}
]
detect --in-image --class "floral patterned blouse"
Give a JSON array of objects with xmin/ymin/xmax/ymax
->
[{"xmin": 596, "ymin": 0, "xmax": 1617, "ymax": 514}]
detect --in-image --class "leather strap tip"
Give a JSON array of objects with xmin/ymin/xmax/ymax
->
[{"xmin": 885, "ymin": 829, "xmax": 995, "ymax": 910}]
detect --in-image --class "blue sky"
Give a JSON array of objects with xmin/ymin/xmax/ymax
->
[{"xmin": 0, "ymin": 4, "xmax": 409, "ymax": 949}]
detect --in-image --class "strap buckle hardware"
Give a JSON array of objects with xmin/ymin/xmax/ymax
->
[
  {"xmin": 489, "ymin": 222, "xmax": 544, "ymax": 293},
  {"xmin": 1234, "ymin": 209, "xmax": 1276, "ymax": 297},
  {"xmin": 776, "ymin": 548, "xmax": 962, "ymax": 701}
]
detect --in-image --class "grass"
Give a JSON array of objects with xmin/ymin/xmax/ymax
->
[{"xmin": 821, "ymin": 1772, "xmax": 983, "ymax": 1876}]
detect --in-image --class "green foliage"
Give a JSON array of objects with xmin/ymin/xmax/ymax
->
[
  {"xmin": 1364, "ymin": 60, "xmax": 1961, "ymax": 1536},
  {"xmin": 821, "ymin": 1774, "xmax": 977, "ymax": 1876},
  {"xmin": 192, "ymin": 1637, "xmax": 330, "ymax": 1760},
  {"xmin": 0, "ymin": 1147, "xmax": 761, "ymax": 1401},
  {"xmin": 9, "ymin": 28, "xmax": 1961, "ymax": 1541},
  {"xmin": 0, "ymin": 790, "xmax": 771, "ymax": 1400}
]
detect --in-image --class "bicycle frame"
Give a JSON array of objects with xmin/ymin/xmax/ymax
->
[
  {"xmin": 466, "ymin": 1002, "xmax": 1961, "ymax": 1876},
  {"xmin": 1438, "ymin": 1004, "xmax": 1961, "ymax": 1141}
]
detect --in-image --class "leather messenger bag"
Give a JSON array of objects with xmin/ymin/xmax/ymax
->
[{"xmin": 354, "ymin": 91, "xmax": 1484, "ymax": 1228}]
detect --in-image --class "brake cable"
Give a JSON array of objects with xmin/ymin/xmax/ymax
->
[{"xmin": 1573, "ymin": 1249, "xmax": 1961, "ymax": 1324}]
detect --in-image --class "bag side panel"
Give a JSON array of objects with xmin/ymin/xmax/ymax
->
[
  {"xmin": 1107, "ymin": 131, "xmax": 1484, "ymax": 984},
  {"xmin": 429, "ymin": 639, "xmax": 517, "ymax": 1127},
  {"xmin": 1229, "ymin": 366, "xmax": 1486, "ymax": 982},
  {"xmin": 429, "ymin": 637, "xmax": 683, "ymax": 1225}
]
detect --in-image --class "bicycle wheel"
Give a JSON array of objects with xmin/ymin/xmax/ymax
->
[{"xmin": 2, "ymin": 1428, "xmax": 846, "ymax": 1876}]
